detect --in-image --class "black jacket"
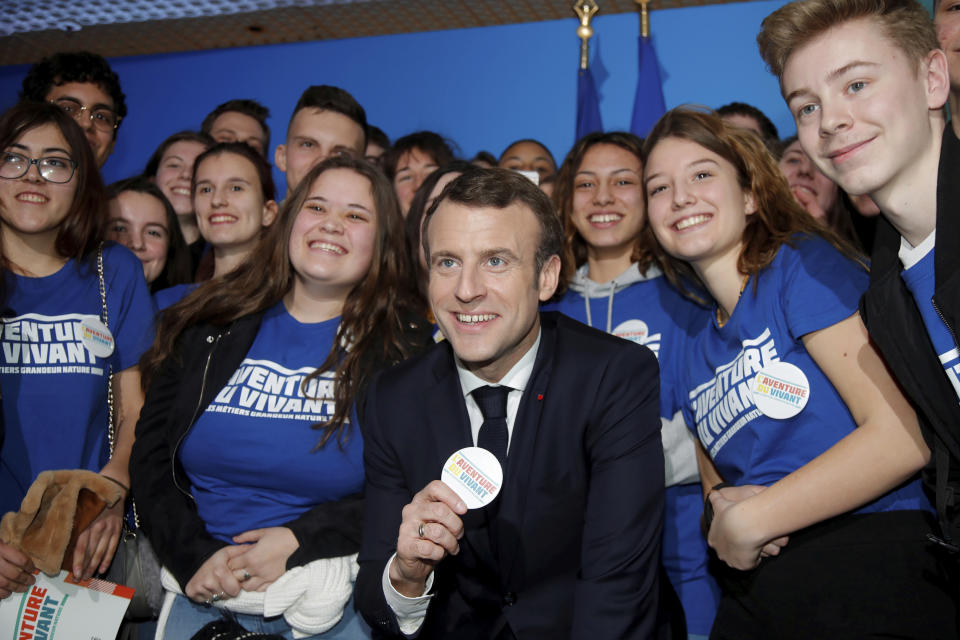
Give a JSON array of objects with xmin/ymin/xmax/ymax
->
[
  {"xmin": 130, "ymin": 309, "xmax": 432, "ymax": 587},
  {"xmin": 860, "ymin": 125, "xmax": 960, "ymax": 546},
  {"xmin": 356, "ymin": 313, "xmax": 665, "ymax": 639}
]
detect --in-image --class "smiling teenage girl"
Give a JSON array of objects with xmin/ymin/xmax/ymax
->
[
  {"xmin": 153, "ymin": 142, "xmax": 278, "ymax": 310},
  {"xmin": 132, "ymin": 155, "xmax": 430, "ymax": 638},
  {"xmin": 144, "ymin": 131, "xmax": 214, "ymax": 273},
  {"xmin": 545, "ymin": 131, "xmax": 717, "ymax": 637},
  {"xmin": 0, "ymin": 102, "xmax": 154, "ymax": 594},
  {"xmin": 107, "ymin": 176, "xmax": 192, "ymax": 291},
  {"xmin": 643, "ymin": 107, "xmax": 956, "ymax": 639}
]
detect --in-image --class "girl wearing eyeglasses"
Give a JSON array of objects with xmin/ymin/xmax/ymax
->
[{"xmin": 0, "ymin": 102, "xmax": 154, "ymax": 599}]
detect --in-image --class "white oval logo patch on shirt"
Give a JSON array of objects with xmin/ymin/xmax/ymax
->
[
  {"xmin": 613, "ymin": 319, "xmax": 649, "ymax": 344},
  {"xmin": 79, "ymin": 316, "xmax": 114, "ymax": 358},
  {"xmin": 750, "ymin": 361, "xmax": 810, "ymax": 420}
]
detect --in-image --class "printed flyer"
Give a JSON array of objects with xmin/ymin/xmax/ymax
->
[{"xmin": 0, "ymin": 571, "xmax": 131, "ymax": 639}]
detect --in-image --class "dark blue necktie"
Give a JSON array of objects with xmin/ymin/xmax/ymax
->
[{"xmin": 472, "ymin": 385, "xmax": 510, "ymax": 464}]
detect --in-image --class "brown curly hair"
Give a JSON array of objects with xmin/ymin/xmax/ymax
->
[
  {"xmin": 552, "ymin": 131, "xmax": 655, "ymax": 291},
  {"xmin": 141, "ymin": 154, "xmax": 425, "ymax": 447}
]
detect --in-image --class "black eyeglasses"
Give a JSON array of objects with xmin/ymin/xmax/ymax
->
[
  {"xmin": 0, "ymin": 152, "xmax": 78, "ymax": 184},
  {"xmin": 51, "ymin": 98, "xmax": 121, "ymax": 133}
]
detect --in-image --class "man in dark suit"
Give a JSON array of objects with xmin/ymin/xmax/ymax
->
[{"xmin": 355, "ymin": 168, "xmax": 664, "ymax": 639}]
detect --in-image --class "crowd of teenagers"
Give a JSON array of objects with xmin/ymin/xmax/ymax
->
[{"xmin": 1, "ymin": 0, "xmax": 960, "ymax": 637}]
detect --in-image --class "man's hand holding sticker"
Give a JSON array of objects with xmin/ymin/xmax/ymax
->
[{"xmin": 390, "ymin": 480, "xmax": 466, "ymax": 597}]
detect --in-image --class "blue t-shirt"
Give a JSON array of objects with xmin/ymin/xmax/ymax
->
[
  {"xmin": 0, "ymin": 244, "xmax": 156, "ymax": 514},
  {"xmin": 154, "ymin": 283, "xmax": 199, "ymax": 311},
  {"xmin": 679, "ymin": 236, "xmax": 929, "ymax": 514},
  {"xmin": 179, "ymin": 302, "xmax": 364, "ymax": 542},
  {"xmin": 546, "ymin": 266, "xmax": 720, "ymax": 635},
  {"xmin": 900, "ymin": 246, "xmax": 960, "ymax": 401}
]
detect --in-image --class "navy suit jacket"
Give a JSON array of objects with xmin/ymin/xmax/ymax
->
[{"xmin": 356, "ymin": 312, "xmax": 664, "ymax": 639}]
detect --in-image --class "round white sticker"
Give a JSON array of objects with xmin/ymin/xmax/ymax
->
[
  {"xmin": 750, "ymin": 361, "xmax": 810, "ymax": 420},
  {"xmin": 79, "ymin": 316, "xmax": 115, "ymax": 358},
  {"xmin": 613, "ymin": 319, "xmax": 649, "ymax": 345},
  {"xmin": 440, "ymin": 447, "xmax": 503, "ymax": 509}
]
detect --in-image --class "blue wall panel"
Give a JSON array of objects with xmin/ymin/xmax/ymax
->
[{"xmin": 0, "ymin": 0, "xmax": 792, "ymax": 193}]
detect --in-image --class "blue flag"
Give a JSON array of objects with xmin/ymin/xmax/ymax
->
[
  {"xmin": 630, "ymin": 35, "xmax": 666, "ymax": 138},
  {"xmin": 576, "ymin": 67, "xmax": 603, "ymax": 140}
]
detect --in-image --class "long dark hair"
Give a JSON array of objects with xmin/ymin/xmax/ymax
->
[
  {"xmin": 142, "ymin": 155, "xmax": 426, "ymax": 446},
  {"xmin": 498, "ymin": 138, "xmax": 557, "ymax": 175},
  {"xmin": 382, "ymin": 131, "xmax": 456, "ymax": 181},
  {"xmin": 107, "ymin": 176, "xmax": 192, "ymax": 291},
  {"xmin": 553, "ymin": 131, "xmax": 653, "ymax": 288},
  {"xmin": 641, "ymin": 107, "xmax": 865, "ymax": 302},
  {"xmin": 0, "ymin": 102, "xmax": 105, "ymax": 274},
  {"xmin": 189, "ymin": 142, "xmax": 276, "ymax": 281}
]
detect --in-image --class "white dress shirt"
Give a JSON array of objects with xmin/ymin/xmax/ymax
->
[
  {"xmin": 381, "ymin": 330, "xmax": 542, "ymax": 635},
  {"xmin": 899, "ymin": 228, "xmax": 936, "ymax": 270}
]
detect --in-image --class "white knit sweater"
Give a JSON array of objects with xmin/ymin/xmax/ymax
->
[{"xmin": 156, "ymin": 554, "xmax": 358, "ymax": 639}]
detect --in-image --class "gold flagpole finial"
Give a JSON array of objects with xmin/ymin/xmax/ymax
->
[
  {"xmin": 635, "ymin": 0, "xmax": 651, "ymax": 39},
  {"xmin": 573, "ymin": 0, "xmax": 600, "ymax": 70}
]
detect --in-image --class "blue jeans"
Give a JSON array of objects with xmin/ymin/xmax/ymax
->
[{"xmin": 160, "ymin": 593, "xmax": 370, "ymax": 639}]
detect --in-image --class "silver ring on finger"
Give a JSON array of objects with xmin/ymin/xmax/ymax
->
[
  {"xmin": 210, "ymin": 591, "xmax": 224, "ymax": 603},
  {"xmin": 241, "ymin": 569, "xmax": 252, "ymax": 582},
  {"xmin": 418, "ymin": 522, "xmax": 425, "ymax": 538}
]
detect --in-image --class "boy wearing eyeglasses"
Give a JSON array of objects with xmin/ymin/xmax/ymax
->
[{"xmin": 20, "ymin": 51, "xmax": 126, "ymax": 169}]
